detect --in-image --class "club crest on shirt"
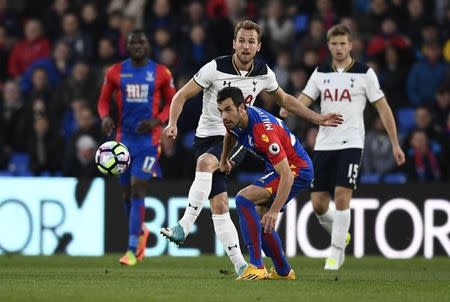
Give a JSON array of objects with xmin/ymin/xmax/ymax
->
[
  {"xmin": 261, "ymin": 134, "xmax": 269, "ymax": 143},
  {"xmin": 269, "ymin": 143, "xmax": 280, "ymax": 155},
  {"xmin": 146, "ymin": 72, "xmax": 154, "ymax": 82}
]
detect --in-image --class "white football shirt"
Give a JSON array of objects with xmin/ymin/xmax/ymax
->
[
  {"xmin": 302, "ymin": 60, "xmax": 384, "ymax": 150},
  {"xmin": 193, "ymin": 56, "xmax": 279, "ymax": 137}
]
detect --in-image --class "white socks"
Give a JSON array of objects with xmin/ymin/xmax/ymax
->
[
  {"xmin": 330, "ymin": 208, "xmax": 351, "ymax": 260},
  {"xmin": 315, "ymin": 206, "xmax": 335, "ymax": 235},
  {"xmin": 179, "ymin": 172, "xmax": 212, "ymax": 234},
  {"xmin": 212, "ymin": 213, "xmax": 247, "ymax": 274}
]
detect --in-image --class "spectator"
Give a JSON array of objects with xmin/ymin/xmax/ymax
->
[
  {"xmin": 404, "ymin": 129, "xmax": 443, "ymax": 182},
  {"xmin": 294, "ymin": 18, "xmax": 327, "ymax": 65},
  {"xmin": 303, "ymin": 126, "xmax": 319, "ymax": 157},
  {"xmin": 180, "ymin": 24, "xmax": 215, "ymax": 77},
  {"xmin": 0, "ymin": 81, "xmax": 28, "ymax": 156},
  {"xmin": 144, "ymin": 0, "xmax": 178, "ymax": 37},
  {"xmin": 44, "ymin": 0, "xmax": 71, "ymax": 41},
  {"xmin": 55, "ymin": 60, "xmax": 97, "ymax": 112},
  {"xmin": 259, "ymin": 0, "xmax": 295, "ymax": 51},
  {"xmin": 28, "ymin": 114, "xmax": 64, "ymax": 175},
  {"xmin": 0, "ymin": 24, "xmax": 10, "ymax": 83},
  {"xmin": 7, "ymin": 19, "xmax": 51, "ymax": 78},
  {"xmin": 431, "ymin": 87, "xmax": 450, "ymax": 130},
  {"xmin": 362, "ymin": 116, "xmax": 396, "ymax": 175},
  {"xmin": 180, "ymin": 0, "xmax": 208, "ymax": 37},
  {"xmin": 366, "ymin": 17, "xmax": 410, "ymax": 58},
  {"xmin": 407, "ymin": 41, "xmax": 449, "ymax": 106},
  {"xmin": 63, "ymin": 134, "xmax": 99, "ymax": 178},
  {"xmin": 379, "ymin": 46, "xmax": 409, "ymax": 109},
  {"xmin": 356, "ymin": 0, "xmax": 390, "ymax": 35},
  {"xmin": 20, "ymin": 40, "xmax": 72, "ymax": 94},
  {"xmin": 272, "ymin": 51, "xmax": 291, "ymax": 89},
  {"xmin": 108, "ymin": 0, "xmax": 147, "ymax": 29},
  {"xmin": 80, "ymin": 2, "xmax": 107, "ymax": 44},
  {"xmin": 59, "ymin": 13, "xmax": 94, "ymax": 61}
]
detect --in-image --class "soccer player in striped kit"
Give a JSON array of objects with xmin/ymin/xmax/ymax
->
[
  {"xmin": 98, "ymin": 30, "xmax": 176, "ymax": 265},
  {"xmin": 217, "ymin": 87, "xmax": 339, "ymax": 280}
]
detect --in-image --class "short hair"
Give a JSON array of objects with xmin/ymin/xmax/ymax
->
[
  {"xmin": 327, "ymin": 24, "xmax": 352, "ymax": 41},
  {"xmin": 217, "ymin": 87, "xmax": 245, "ymax": 107},
  {"xmin": 234, "ymin": 20, "xmax": 262, "ymax": 42},
  {"xmin": 128, "ymin": 29, "xmax": 149, "ymax": 41}
]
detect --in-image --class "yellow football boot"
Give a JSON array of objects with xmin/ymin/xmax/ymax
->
[
  {"xmin": 267, "ymin": 267, "xmax": 296, "ymax": 280},
  {"xmin": 236, "ymin": 264, "xmax": 268, "ymax": 280}
]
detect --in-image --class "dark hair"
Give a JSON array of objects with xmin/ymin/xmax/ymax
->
[
  {"xmin": 327, "ymin": 24, "xmax": 352, "ymax": 41},
  {"xmin": 217, "ymin": 87, "xmax": 245, "ymax": 107},
  {"xmin": 128, "ymin": 29, "xmax": 149, "ymax": 41},
  {"xmin": 234, "ymin": 20, "xmax": 262, "ymax": 42}
]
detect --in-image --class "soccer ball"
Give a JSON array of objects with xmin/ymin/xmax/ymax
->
[{"xmin": 95, "ymin": 141, "xmax": 131, "ymax": 176}]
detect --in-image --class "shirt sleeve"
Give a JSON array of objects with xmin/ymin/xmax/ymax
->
[
  {"xmin": 302, "ymin": 67, "xmax": 320, "ymax": 101},
  {"xmin": 365, "ymin": 67, "xmax": 385, "ymax": 103},
  {"xmin": 264, "ymin": 65, "xmax": 279, "ymax": 92},
  {"xmin": 253, "ymin": 124, "xmax": 286, "ymax": 166},
  {"xmin": 192, "ymin": 60, "xmax": 217, "ymax": 88},
  {"xmin": 97, "ymin": 65, "xmax": 118, "ymax": 119},
  {"xmin": 156, "ymin": 66, "xmax": 176, "ymax": 124}
]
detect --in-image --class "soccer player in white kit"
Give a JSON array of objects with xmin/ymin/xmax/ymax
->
[
  {"xmin": 298, "ymin": 24, "xmax": 405, "ymax": 270},
  {"xmin": 160, "ymin": 20, "xmax": 343, "ymax": 276}
]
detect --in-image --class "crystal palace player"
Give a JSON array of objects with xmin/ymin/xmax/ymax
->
[
  {"xmin": 160, "ymin": 20, "xmax": 342, "ymax": 276},
  {"xmin": 98, "ymin": 30, "xmax": 175, "ymax": 265},
  {"xmin": 295, "ymin": 24, "xmax": 405, "ymax": 270},
  {"xmin": 217, "ymin": 87, "xmax": 312, "ymax": 280}
]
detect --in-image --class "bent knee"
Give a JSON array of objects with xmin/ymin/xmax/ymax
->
[{"xmin": 196, "ymin": 154, "xmax": 218, "ymax": 172}]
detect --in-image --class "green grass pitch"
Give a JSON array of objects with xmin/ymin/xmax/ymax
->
[{"xmin": 1, "ymin": 255, "xmax": 449, "ymax": 302}]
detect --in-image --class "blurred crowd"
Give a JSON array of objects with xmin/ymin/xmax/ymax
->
[{"xmin": 0, "ymin": 0, "xmax": 449, "ymax": 183}]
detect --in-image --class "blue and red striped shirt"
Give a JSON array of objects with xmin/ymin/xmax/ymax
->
[
  {"xmin": 97, "ymin": 59, "xmax": 175, "ymax": 146},
  {"xmin": 228, "ymin": 106, "xmax": 312, "ymax": 174}
]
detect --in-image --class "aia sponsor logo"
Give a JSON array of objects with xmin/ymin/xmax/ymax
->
[{"xmin": 323, "ymin": 88, "xmax": 351, "ymax": 102}]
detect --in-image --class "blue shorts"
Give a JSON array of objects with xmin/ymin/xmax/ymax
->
[
  {"xmin": 119, "ymin": 142, "xmax": 161, "ymax": 185},
  {"xmin": 253, "ymin": 166, "xmax": 313, "ymax": 209}
]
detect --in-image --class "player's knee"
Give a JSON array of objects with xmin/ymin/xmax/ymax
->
[
  {"xmin": 210, "ymin": 198, "xmax": 229, "ymax": 214},
  {"xmin": 312, "ymin": 199, "xmax": 329, "ymax": 215},
  {"xmin": 130, "ymin": 184, "xmax": 146, "ymax": 199},
  {"xmin": 196, "ymin": 154, "xmax": 217, "ymax": 172}
]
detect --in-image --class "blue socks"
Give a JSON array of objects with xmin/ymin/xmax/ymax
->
[
  {"xmin": 235, "ymin": 195, "xmax": 263, "ymax": 268},
  {"xmin": 262, "ymin": 231, "xmax": 291, "ymax": 276},
  {"xmin": 128, "ymin": 197, "xmax": 144, "ymax": 253}
]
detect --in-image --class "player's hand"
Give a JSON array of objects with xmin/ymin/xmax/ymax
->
[
  {"xmin": 101, "ymin": 116, "xmax": 115, "ymax": 136},
  {"xmin": 392, "ymin": 144, "xmax": 405, "ymax": 166},
  {"xmin": 261, "ymin": 210, "xmax": 278, "ymax": 234},
  {"xmin": 279, "ymin": 107, "xmax": 289, "ymax": 118},
  {"xmin": 136, "ymin": 118, "xmax": 161, "ymax": 134},
  {"xmin": 219, "ymin": 158, "xmax": 233, "ymax": 175},
  {"xmin": 164, "ymin": 123, "xmax": 178, "ymax": 139},
  {"xmin": 318, "ymin": 113, "xmax": 344, "ymax": 127}
]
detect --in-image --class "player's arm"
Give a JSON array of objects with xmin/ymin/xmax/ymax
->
[
  {"xmin": 164, "ymin": 79, "xmax": 203, "ymax": 139},
  {"xmin": 261, "ymin": 157, "xmax": 293, "ymax": 233},
  {"xmin": 97, "ymin": 66, "xmax": 117, "ymax": 136},
  {"xmin": 269, "ymin": 87, "xmax": 343, "ymax": 127},
  {"xmin": 279, "ymin": 93, "xmax": 314, "ymax": 117},
  {"xmin": 219, "ymin": 131, "xmax": 237, "ymax": 174},
  {"xmin": 157, "ymin": 67, "xmax": 176, "ymax": 124},
  {"xmin": 373, "ymin": 97, "xmax": 405, "ymax": 165}
]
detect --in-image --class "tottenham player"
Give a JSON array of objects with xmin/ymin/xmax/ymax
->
[
  {"xmin": 295, "ymin": 24, "xmax": 405, "ymax": 270},
  {"xmin": 160, "ymin": 20, "xmax": 342, "ymax": 275}
]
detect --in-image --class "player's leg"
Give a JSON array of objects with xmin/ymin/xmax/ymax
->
[
  {"xmin": 311, "ymin": 150, "xmax": 336, "ymax": 235},
  {"xmin": 235, "ymin": 185, "xmax": 271, "ymax": 280},
  {"xmin": 256, "ymin": 205, "xmax": 294, "ymax": 280},
  {"xmin": 178, "ymin": 153, "xmax": 217, "ymax": 234},
  {"xmin": 160, "ymin": 152, "xmax": 217, "ymax": 243},
  {"xmin": 209, "ymin": 191, "xmax": 247, "ymax": 275},
  {"xmin": 258, "ymin": 167, "xmax": 313, "ymax": 280},
  {"xmin": 326, "ymin": 148, "xmax": 362, "ymax": 270}
]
